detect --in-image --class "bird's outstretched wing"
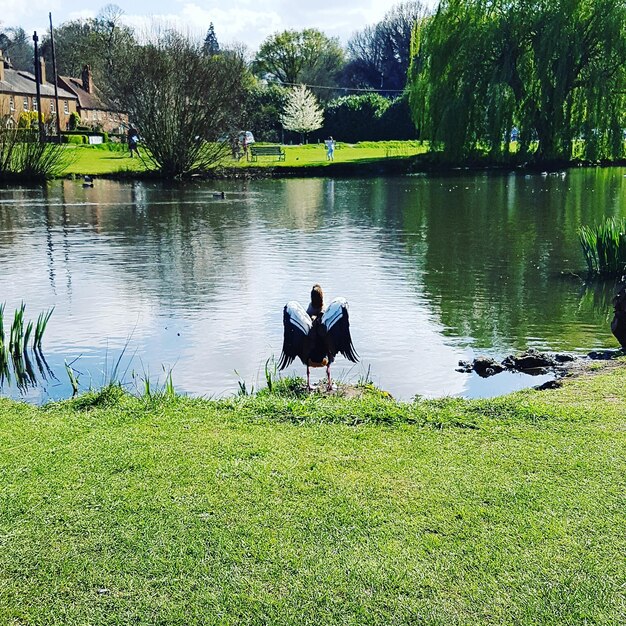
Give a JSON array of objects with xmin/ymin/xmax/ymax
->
[
  {"xmin": 278, "ymin": 301, "xmax": 312, "ymax": 370},
  {"xmin": 321, "ymin": 298, "xmax": 358, "ymax": 363}
]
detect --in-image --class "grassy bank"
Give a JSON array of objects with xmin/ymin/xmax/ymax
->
[
  {"xmin": 59, "ymin": 141, "xmax": 428, "ymax": 177},
  {"xmin": 1, "ymin": 366, "xmax": 624, "ymax": 625}
]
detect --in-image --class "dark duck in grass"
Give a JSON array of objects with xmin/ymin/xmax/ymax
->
[{"xmin": 279, "ymin": 284, "xmax": 358, "ymax": 390}]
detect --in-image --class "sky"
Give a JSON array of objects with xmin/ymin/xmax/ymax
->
[{"xmin": 1, "ymin": 0, "xmax": 437, "ymax": 53}]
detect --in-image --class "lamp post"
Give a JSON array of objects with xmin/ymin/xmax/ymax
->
[{"xmin": 32, "ymin": 31, "xmax": 45, "ymax": 142}]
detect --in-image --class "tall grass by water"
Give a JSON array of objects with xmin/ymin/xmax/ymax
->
[
  {"xmin": 579, "ymin": 217, "xmax": 626, "ymax": 275},
  {"xmin": 0, "ymin": 122, "xmax": 70, "ymax": 182},
  {"xmin": 0, "ymin": 303, "xmax": 54, "ymax": 391}
]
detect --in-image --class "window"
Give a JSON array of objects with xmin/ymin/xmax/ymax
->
[
  {"xmin": 32, "ymin": 100, "xmax": 38, "ymax": 112},
  {"xmin": 9, "ymin": 96, "xmax": 14, "ymax": 111},
  {"xmin": 63, "ymin": 100, "xmax": 69, "ymax": 114},
  {"xmin": 50, "ymin": 100, "xmax": 55, "ymax": 114},
  {"xmin": 23, "ymin": 97, "xmax": 29, "ymax": 111}
]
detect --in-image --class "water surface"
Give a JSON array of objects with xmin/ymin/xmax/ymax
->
[{"xmin": 0, "ymin": 169, "xmax": 623, "ymax": 402}]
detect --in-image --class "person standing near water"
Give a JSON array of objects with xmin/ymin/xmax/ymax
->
[{"xmin": 325, "ymin": 136, "xmax": 335, "ymax": 161}]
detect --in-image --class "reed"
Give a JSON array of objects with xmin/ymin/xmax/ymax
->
[
  {"xmin": 0, "ymin": 344, "xmax": 9, "ymax": 387},
  {"xmin": 34, "ymin": 307, "xmax": 54, "ymax": 350},
  {"xmin": 24, "ymin": 320, "xmax": 33, "ymax": 350},
  {"xmin": 0, "ymin": 122, "xmax": 70, "ymax": 182},
  {"xmin": 264, "ymin": 356, "xmax": 278, "ymax": 394},
  {"xmin": 0, "ymin": 302, "xmax": 4, "ymax": 350},
  {"xmin": 579, "ymin": 217, "xmax": 626, "ymax": 275},
  {"xmin": 0, "ymin": 303, "xmax": 53, "ymax": 392},
  {"xmin": 164, "ymin": 368, "xmax": 175, "ymax": 399},
  {"xmin": 9, "ymin": 303, "xmax": 26, "ymax": 356},
  {"xmin": 65, "ymin": 360, "xmax": 80, "ymax": 397}
]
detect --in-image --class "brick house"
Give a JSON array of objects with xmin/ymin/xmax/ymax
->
[
  {"xmin": 0, "ymin": 50, "xmax": 78, "ymax": 129},
  {"xmin": 57, "ymin": 66, "xmax": 128, "ymax": 134}
]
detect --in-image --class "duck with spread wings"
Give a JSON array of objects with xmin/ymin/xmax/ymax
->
[{"xmin": 278, "ymin": 284, "xmax": 358, "ymax": 390}]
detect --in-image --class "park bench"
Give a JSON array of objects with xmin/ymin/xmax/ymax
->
[{"xmin": 249, "ymin": 145, "xmax": 286, "ymax": 162}]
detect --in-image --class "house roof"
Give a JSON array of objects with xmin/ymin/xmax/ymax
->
[
  {"xmin": 0, "ymin": 67, "xmax": 76, "ymax": 100},
  {"xmin": 58, "ymin": 76, "xmax": 109, "ymax": 111}
]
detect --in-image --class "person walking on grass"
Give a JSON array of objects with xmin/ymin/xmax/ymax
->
[{"xmin": 127, "ymin": 126, "xmax": 140, "ymax": 158}]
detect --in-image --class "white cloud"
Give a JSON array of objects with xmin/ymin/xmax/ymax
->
[
  {"xmin": 0, "ymin": 0, "xmax": 63, "ymax": 38},
  {"xmin": 3, "ymin": 0, "xmax": 439, "ymax": 52},
  {"xmin": 67, "ymin": 9, "xmax": 97, "ymax": 22},
  {"xmin": 120, "ymin": 0, "xmax": 431, "ymax": 50}
]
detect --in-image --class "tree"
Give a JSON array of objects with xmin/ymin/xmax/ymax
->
[
  {"xmin": 41, "ymin": 4, "xmax": 135, "ymax": 84},
  {"xmin": 408, "ymin": 0, "xmax": 626, "ymax": 162},
  {"xmin": 243, "ymin": 83, "xmax": 289, "ymax": 142},
  {"xmin": 93, "ymin": 4, "xmax": 136, "ymax": 77},
  {"xmin": 0, "ymin": 27, "xmax": 34, "ymax": 72},
  {"xmin": 202, "ymin": 23, "xmax": 220, "ymax": 56},
  {"xmin": 253, "ymin": 29, "xmax": 345, "ymax": 96},
  {"xmin": 344, "ymin": 2, "xmax": 429, "ymax": 93},
  {"xmin": 109, "ymin": 31, "xmax": 250, "ymax": 177},
  {"xmin": 280, "ymin": 85, "xmax": 324, "ymax": 143}
]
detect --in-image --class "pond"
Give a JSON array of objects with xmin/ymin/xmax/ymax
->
[{"xmin": 1, "ymin": 169, "xmax": 624, "ymax": 402}]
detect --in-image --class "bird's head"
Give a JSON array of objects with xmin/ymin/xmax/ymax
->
[{"xmin": 311, "ymin": 284, "xmax": 324, "ymax": 309}]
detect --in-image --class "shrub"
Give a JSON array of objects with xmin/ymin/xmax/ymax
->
[
  {"xmin": 377, "ymin": 96, "xmax": 418, "ymax": 140},
  {"xmin": 315, "ymin": 94, "xmax": 417, "ymax": 143},
  {"xmin": 0, "ymin": 120, "xmax": 69, "ymax": 181},
  {"xmin": 62, "ymin": 135, "xmax": 87, "ymax": 144},
  {"xmin": 320, "ymin": 94, "xmax": 389, "ymax": 143},
  {"xmin": 17, "ymin": 111, "xmax": 40, "ymax": 130},
  {"xmin": 109, "ymin": 31, "xmax": 250, "ymax": 178},
  {"xmin": 68, "ymin": 112, "xmax": 81, "ymax": 130},
  {"xmin": 61, "ymin": 130, "xmax": 109, "ymax": 144}
]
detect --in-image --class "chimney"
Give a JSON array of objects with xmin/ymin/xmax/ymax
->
[
  {"xmin": 81, "ymin": 65, "xmax": 93, "ymax": 94},
  {"xmin": 38, "ymin": 56, "xmax": 46, "ymax": 84},
  {"xmin": 0, "ymin": 50, "xmax": 4, "ymax": 82}
]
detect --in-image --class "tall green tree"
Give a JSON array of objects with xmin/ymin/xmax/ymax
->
[
  {"xmin": 408, "ymin": 0, "xmax": 626, "ymax": 162},
  {"xmin": 253, "ymin": 29, "xmax": 345, "ymax": 97},
  {"xmin": 41, "ymin": 4, "xmax": 135, "ymax": 83},
  {"xmin": 202, "ymin": 23, "xmax": 220, "ymax": 56},
  {"xmin": 0, "ymin": 27, "xmax": 34, "ymax": 72},
  {"xmin": 242, "ymin": 83, "xmax": 288, "ymax": 142}
]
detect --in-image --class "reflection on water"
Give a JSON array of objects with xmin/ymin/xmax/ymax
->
[{"xmin": 0, "ymin": 169, "xmax": 624, "ymax": 402}]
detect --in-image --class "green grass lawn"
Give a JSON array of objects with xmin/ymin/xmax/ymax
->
[
  {"xmin": 238, "ymin": 141, "xmax": 429, "ymax": 168},
  {"xmin": 61, "ymin": 143, "xmax": 151, "ymax": 176},
  {"xmin": 58, "ymin": 141, "xmax": 429, "ymax": 177},
  {"xmin": 1, "ymin": 367, "xmax": 624, "ymax": 625}
]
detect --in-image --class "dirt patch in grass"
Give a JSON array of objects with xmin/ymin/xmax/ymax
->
[{"xmin": 543, "ymin": 352, "xmax": 626, "ymax": 389}]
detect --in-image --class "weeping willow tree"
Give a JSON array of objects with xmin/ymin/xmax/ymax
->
[{"xmin": 408, "ymin": 0, "xmax": 626, "ymax": 162}]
